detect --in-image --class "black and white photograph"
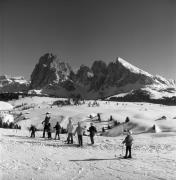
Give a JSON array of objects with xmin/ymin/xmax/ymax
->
[{"xmin": 0, "ymin": 0, "xmax": 176, "ymax": 179}]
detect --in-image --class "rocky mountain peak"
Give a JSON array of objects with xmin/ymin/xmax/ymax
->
[
  {"xmin": 1, "ymin": 53, "xmax": 175, "ymax": 103},
  {"xmin": 116, "ymin": 57, "xmax": 153, "ymax": 77},
  {"xmin": 0, "ymin": 75, "xmax": 29, "ymax": 93},
  {"xmin": 30, "ymin": 53, "xmax": 72, "ymax": 89}
]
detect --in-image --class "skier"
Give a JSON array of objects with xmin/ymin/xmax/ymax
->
[
  {"xmin": 29, "ymin": 125, "xmax": 37, "ymax": 138},
  {"xmin": 108, "ymin": 124, "xmax": 111, "ymax": 129},
  {"xmin": 122, "ymin": 130, "xmax": 133, "ymax": 158},
  {"xmin": 42, "ymin": 112, "xmax": 51, "ymax": 138},
  {"xmin": 88, "ymin": 123, "xmax": 97, "ymax": 144},
  {"xmin": 74, "ymin": 122, "xmax": 85, "ymax": 146},
  {"xmin": 53, "ymin": 122, "xmax": 61, "ymax": 140},
  {"xmin": 47, "ymin": 123, "xmax": 52, "ymax": 139},
  {"xmin": 66, "ymin": 118, "xmax": 74, "ymax": 144},
  {"xmin": 97, "ymin": 113, "xmax": 101, "ymax": 122},
  {"xmin": 125, "ymin": 117, "xmax": 130, "ymax": 123},
  {"xmin": 109, "ymin": 115, "xmax": 113, "ymax": 121}
]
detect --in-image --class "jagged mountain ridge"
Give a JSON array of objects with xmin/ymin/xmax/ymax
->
[
  {"xmin": 29, "ymin": 53, "xmax": 176, "ymax": 100},
  {"xmin": 30, "ymin": 53, "xmax": 72, "ymax": 89},
  {"xmin": 0, "ymin": 53, "xmax": 176, "ymax": 102}
]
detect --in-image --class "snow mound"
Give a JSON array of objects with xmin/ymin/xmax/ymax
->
[{"xmin": 0, "ymin": 101, "xmax": 13, "ymax": 111}]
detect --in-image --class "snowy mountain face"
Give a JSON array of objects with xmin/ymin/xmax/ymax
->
[
  {"xmin": 106, "ymin": 59, "xmax": 176, "ymax": 103},
  {"xmin": 0, "ymin": 75, "xmax": 29, "ymax": 93},
  {"xmin": 113, "ymin": 58, "xmax": 175, "ymax": 89},
  {"xmin": 0, "ymin": 53, "xmax": 175, "ymax": 104},
  {"xmin": 116, "ymin": 57, "xmax": 153, "ymax": 77},
  {"xmin": 28, "ymin": 54, "xmax": 176, "ymax": 102}
]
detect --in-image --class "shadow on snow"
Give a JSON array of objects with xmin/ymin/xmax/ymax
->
[{"xmin": 69, "ymin": 158, "xmax": 117, "ymax": 162}]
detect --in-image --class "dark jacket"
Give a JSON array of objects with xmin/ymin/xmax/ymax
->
[
  {"xmin": 47, "ymin": 124, "xmax": 52, "ymax": 133},
  {"xmin": 42, "ymin": 116, "xmax": 50, "ymax": 126},
  {"xmin": 54, "ymin": 124, "xmax": 61, "ymax": 131},
  {"xmin": 88, "ymin": 126, "xmax": 97, "ymax": 136},
  {"xmin": 30, "ymin": 125, "xmax": 37, "ymax": 133},
  {"xmin": 123, "ymin": 135, "xmax": 133, "ymax": 146}
]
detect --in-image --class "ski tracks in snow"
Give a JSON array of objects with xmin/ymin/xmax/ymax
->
[{"xmin": 1, "ymin": 129, "xmax": 176, "ymax": 180}]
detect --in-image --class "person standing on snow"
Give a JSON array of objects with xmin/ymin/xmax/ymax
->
[
  {"xmin": 66, "ymin": 118, "xmax": 74, "ymax": 144},
  {"xmin": 88, "ymin": 123, "xmax": 97, "ymax": 144},
  {"xmin": 29, "ymin": 125, "xmax": 37, "ymax": 138},
  {"xmin": 97, "ymin": 113, "xmax": 101, "ymax": 122},
  {"xmin": 53, "ymin": 122, "xmax": 61, "ymax": 140},
  {"xmin": 122, "ymin": 130, "xmax": 133, "ymax": 158},
  {"xmin": 42, "ymin": 112, "xmax": 51, "ymax": 138},
  {"xmin": 74, "ymin": 122, "xmax": 85, "ymax": 146}
]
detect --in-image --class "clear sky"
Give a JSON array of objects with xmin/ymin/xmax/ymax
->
[{"xmin": 0, "ymin": 0, "xmax": 176, "ymax": 80}]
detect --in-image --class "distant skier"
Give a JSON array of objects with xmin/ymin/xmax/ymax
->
[
  {"xmin": 66, "ymin": 118, "xmax": 74, "ymax": 144},
  {"xmin": 88, "ymin": 123, "xmax": 97, "ymax": 144},
  {"xmin": 42, "ymin": 112, "xmax": 51, "ymax": 138},
  {"xmin": 47, "ymin": 123, "xmax": 52, "ymax": 139},
  {"xmin": 97, "ymin": 113, "xmax": 101, "ymax": 122},
  {"xmin": 152, "ymin": 124, "xmax": 156, "ymax": 130},
  {"xmin": 53, "ymin": 122, "xmax": 61, "ymax": 140},
  {"xmin": 29, "ymin": 125, "xmax": 37, "ymax": 138},
  {"xmin": 122, "ymin": 130, "xmax": 133, "ymax": 158},
  {"xmin": 74, "ymin": 122, "xmax": 85, "ymax": 146},
  {"xmin": 108, "ymin": 124, "xmax": 111, "ymax": 129},
  {"xmin": 125, "ymin": 117, "xmax": 130, "ymax": 123},
  {"xmin": 109, "ymin": 115, "xmax": 113, "ymax": 121}
]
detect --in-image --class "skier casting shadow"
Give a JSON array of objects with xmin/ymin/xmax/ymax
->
[
  {"xmin": 87, "ymin": 123, "xmax": 97, "ymax": 144},
  {"xmin": 74, "ymin": 122, "xmax": 85, "ymax": 147},
  {"xmin": 53, "ymin": 122, "xmax": 61, "ymax": 140},
  {"xmin": 66, "ymin": 118, "xmax": 74, "ymax": 144},
  {"xmin": 122, "ymin": 130, "xmax": 133, "ymax": 158}
]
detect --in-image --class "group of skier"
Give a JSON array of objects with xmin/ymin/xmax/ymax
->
[
  {"xmin": 65, "ymin": 118, "xmax": 97, "ymax": 146},
  {"xmin": 29, "ymin": 112, "xmax": 61, "ymax": 140},
  {"xmin": 30, "ymin": 113, "xmax": 98, "ymax": 146},
  {"xmin": 29, "ymin": 112, "xmax": 134, "ymax": 158}
]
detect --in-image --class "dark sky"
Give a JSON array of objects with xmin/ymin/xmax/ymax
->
[{"xmin": 0, "ymin": 0, "xmax": 176, "ymax": 80}]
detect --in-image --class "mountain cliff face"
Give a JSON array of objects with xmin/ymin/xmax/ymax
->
[
  {"xmin": 29, "ymin": 54, "xmax": 176, "ymax": 100},
  {"xmin": 0, "ymin": 75, "xmax": 29, "ymax": 93},
  {"xmin": 30, "ymin": 53, "xmax": 72, "ymax": 89},
  {"xmin": 1, "ymin": 53, "xmax": 176, "ymax": 103}
]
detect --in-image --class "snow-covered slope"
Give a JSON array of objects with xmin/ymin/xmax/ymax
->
[
  {"xmin": 1, "ymin": 97, "xmax": 176, "ymax": 180},
  {"xmin": 0, "ymin": 101, "xmax": 13, "ymax": 110},
  {"xmin": 116, "ymin": 57, "xmax": 176, "ymax": 89},
  {"xmin": 117, "ymin": 57, "xmax": 153, "ymax": 77}
]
